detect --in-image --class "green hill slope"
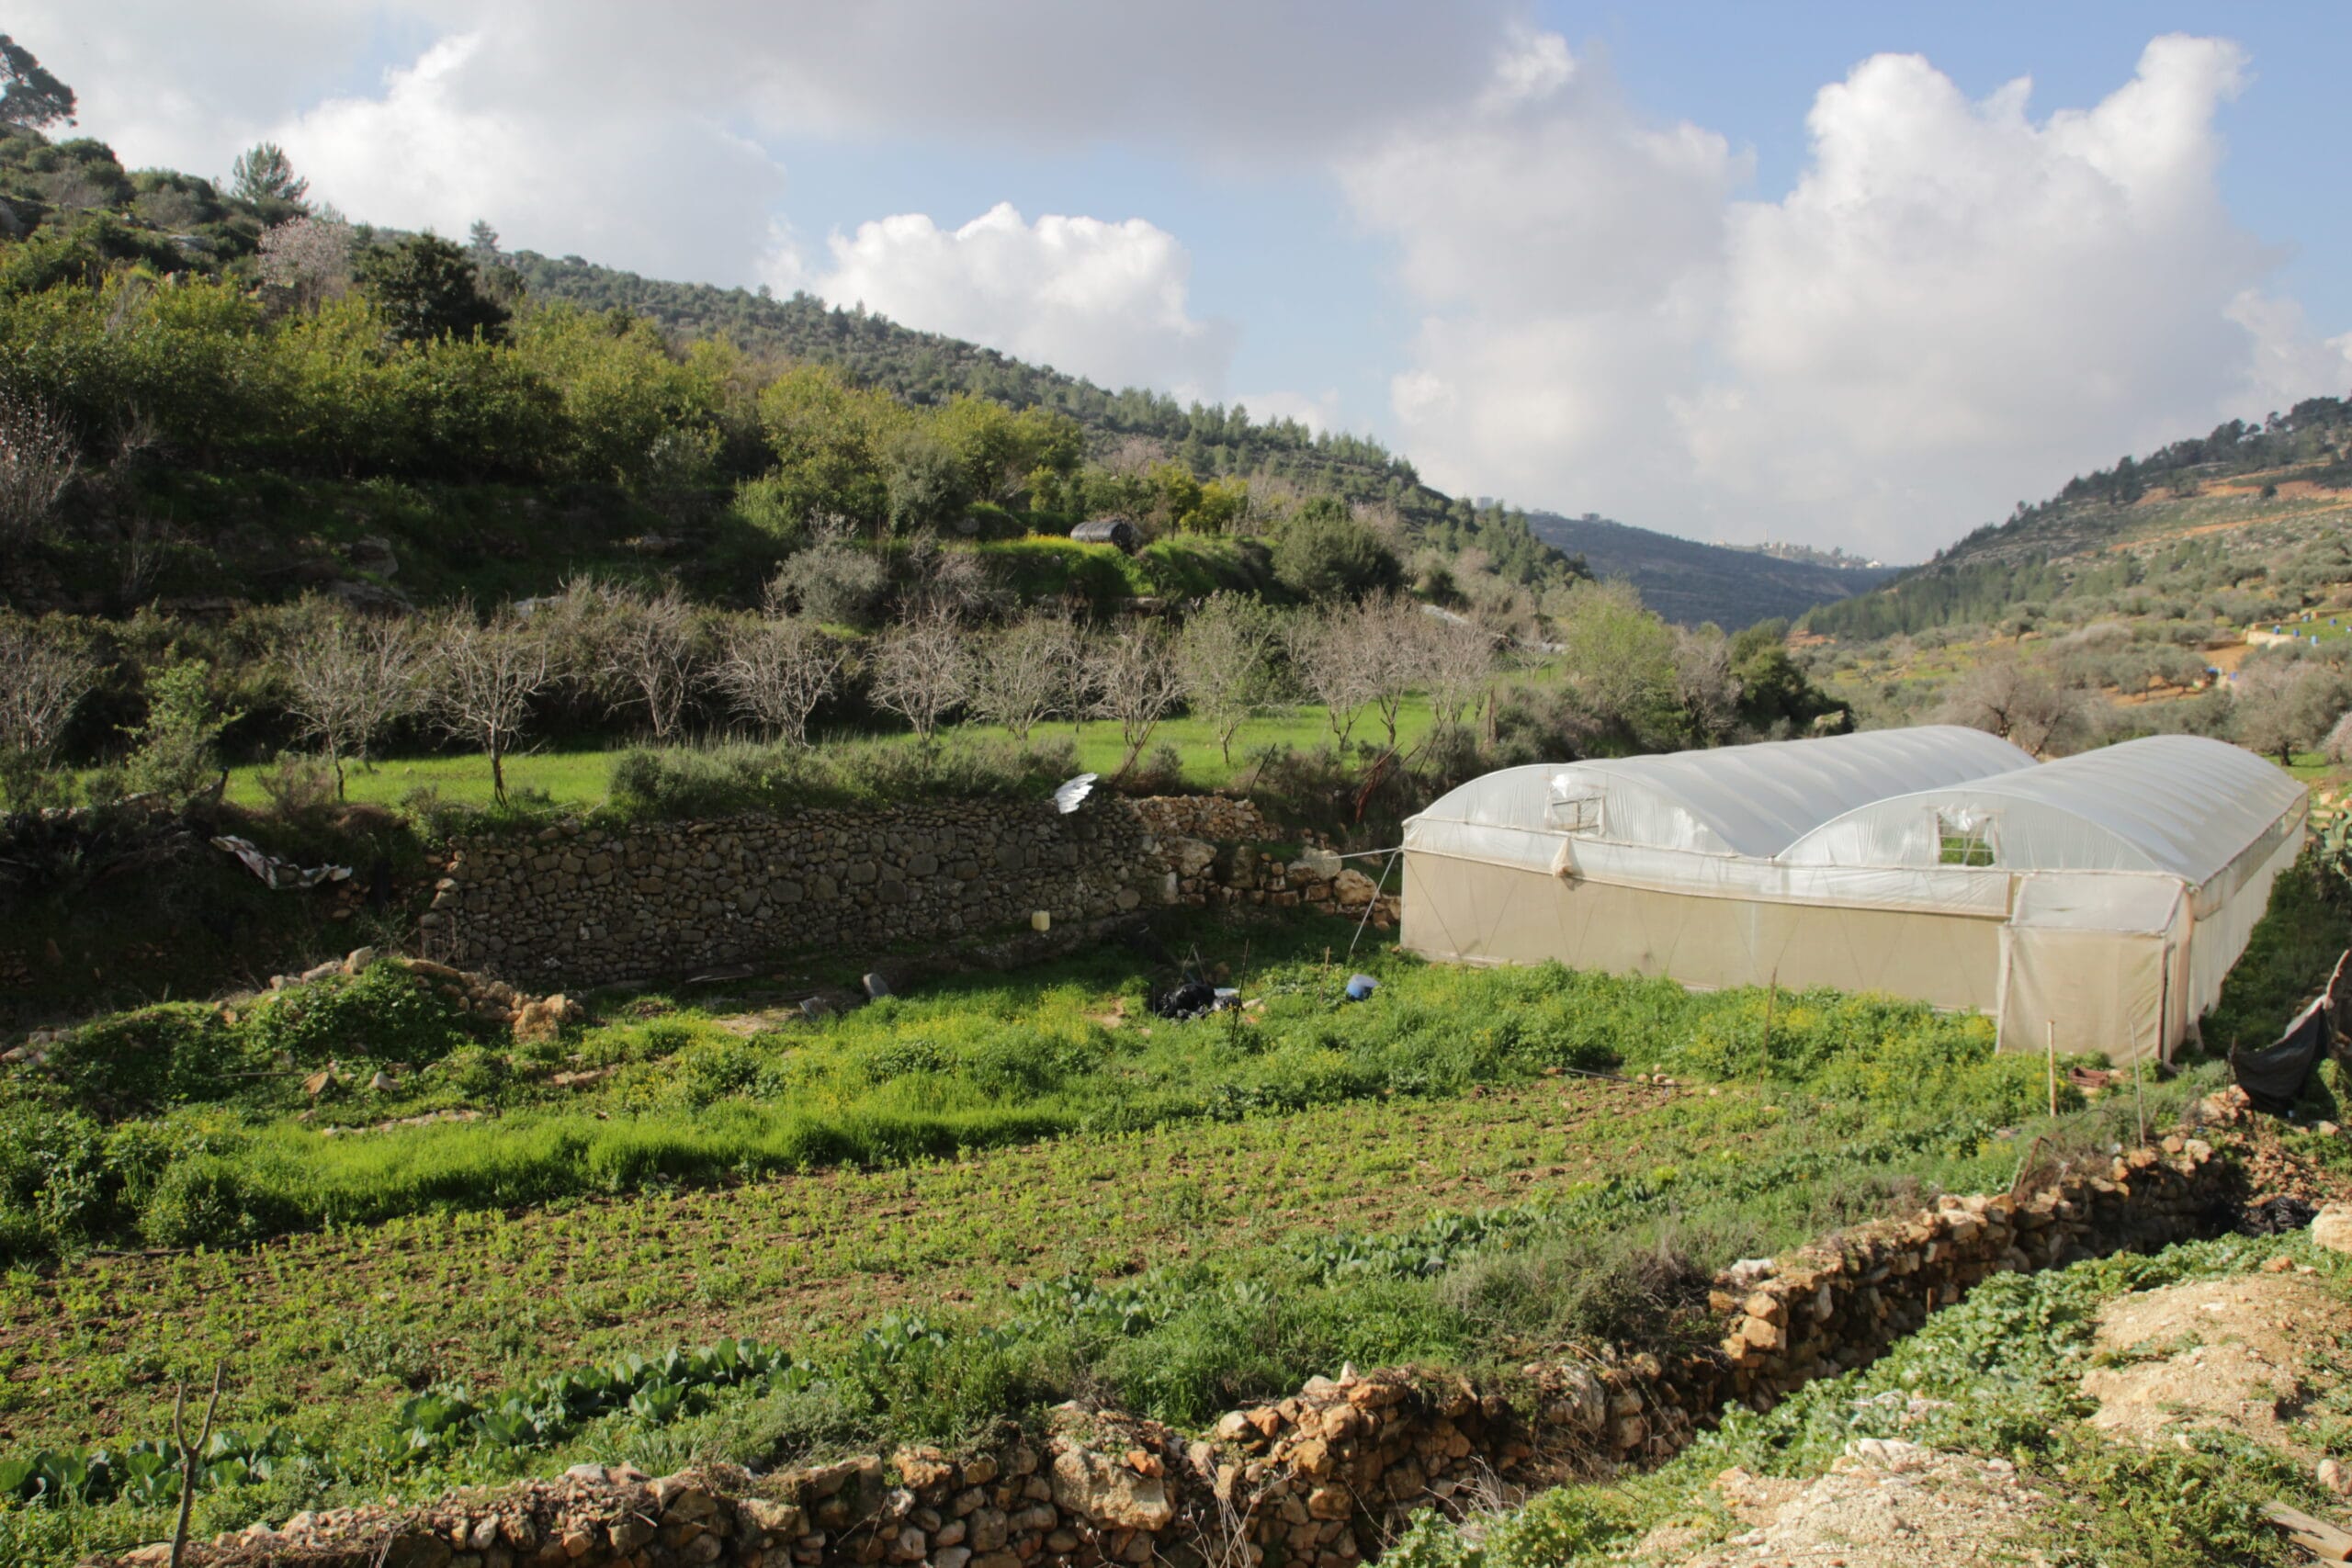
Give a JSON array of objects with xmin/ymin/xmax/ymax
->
[
  {"xmin": 1526, "ymin": 510, "xmax": 1897, "ymax": 630},
  {"xmin": 1807, "ymin": 398, "xmax": 2352, "ymax": 641},
  {"xmin": 512, "ymin": 253, "xmax": 1572, "ymax": 587}
]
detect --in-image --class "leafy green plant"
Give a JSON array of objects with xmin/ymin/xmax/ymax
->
[{"xmin": 236, "ymin": 962, "xmax": 469, "ymax": 1066}]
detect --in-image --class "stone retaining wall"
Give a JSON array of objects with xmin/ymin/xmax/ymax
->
[
  {"xmin": 145, "ymin": 1136, "xmax": 2235, "ymax": 1568},
  {"xmin": 1126, "ymin": 797, "xmax": 1276, "ymax": 843},
  {"xmin": 421, "ymin": 803, "xmax": 1163, "ymax": 987},
  {"xmin": 419, "ymin": 795, "xmax": 1399, "ymax": 990}
]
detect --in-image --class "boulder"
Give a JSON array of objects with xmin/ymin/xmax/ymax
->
[
  {"xmin": 2312, "ymin": 1203, "xmax": 2352, "ymax": 1255},
  {"xmin": 1332, "ymin": 869, "xmax": 1377, "ymax": 908},
  {"xmin": 1165, "ymin": 837, "xmax": 1218, "ymax": 879},
  {"xmin": 1049, "ymin": 1449, "xmax": 1174, "ymax": 1531}
]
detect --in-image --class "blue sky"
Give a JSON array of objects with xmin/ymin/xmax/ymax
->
[{"xmin": 45, "ymin": 2, "xmax": 2352, "ymax": 560}]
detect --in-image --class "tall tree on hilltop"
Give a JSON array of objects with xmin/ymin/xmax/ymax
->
[
  {"xmin": 231, "ymin": 142, "xmax": 309, "ymax": 208},
  {"xmin": 0, "ymin": 36, "xmax": 74, "ymax": 130}
]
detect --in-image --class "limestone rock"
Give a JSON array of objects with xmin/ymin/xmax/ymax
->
[
  {"xmin": 1166, "ymin": 836, "xmax": 1218, "ymax": 879},
  {"xmin": 2314, "ymin": 1204, "xmax": 2352, "ymax": 1255},
  {"xmin": 1049, "ymin": 1448, "xmax": 1175, "ymax": 1531}
]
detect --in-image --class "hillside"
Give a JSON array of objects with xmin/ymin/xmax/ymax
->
[
  {"xmin": 513, "ymin": 252, "xmax": 1573, "ymax": 587},
  {"xmin": 1809, "ymin": 397, "xmax": 2352, "ymax": 641},
  {"xmin": 1526, "ymin": 509, "xmax": 1899, "ymax": 629}
]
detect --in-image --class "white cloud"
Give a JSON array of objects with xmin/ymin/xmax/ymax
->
[
  {"xmin": 269, "ymin": 27, "xmax": 787, "ymax": 281},
  {"xmin": 780, "ymin": 203, "xmax": 1235, "ymax": 400},
  {"xmin": 1359, "ymin": 31, "xmax": 2352, "ymax": 561}
]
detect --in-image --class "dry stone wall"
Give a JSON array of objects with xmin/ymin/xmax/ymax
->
[
  {"xmin": 421, "ymin": 803, "xmax": 1163, "ymax": 988},
  {"xmin": 1126, "ymin": 796, "xmax": 1276, "ymax": 842},
  {"xmin": 140, "ymin": 1137, "xmax": 2237, "ymax": 1568},
  {"xmin": 418, "ymin": 795, "xmax": 1402, "ymax": 989}
]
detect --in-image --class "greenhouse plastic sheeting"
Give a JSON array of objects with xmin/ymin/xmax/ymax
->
[
  {"xmin": 1405, "ymin": 726, "xmax": 2034, "ymax": 870},
  {"xmin": 1782, "ymin": 735, "xmax": 2307, "ymax": 891},
  {"xmin": 1401, "ymin": 728, "xmax": 2310, "ymax": 1066}
]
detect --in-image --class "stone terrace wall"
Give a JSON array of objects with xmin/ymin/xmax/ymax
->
[
  {"xmin": 421, "ymin": 802, "xmax": 1164, "ymax": 988},
  {"xmin": 1126, "ymin": 796, "xmax": 1276, "ymax": 842},
  {"xmin": 147, "ymin": 1137, "xmax": 2235, "ymax": 1568}
]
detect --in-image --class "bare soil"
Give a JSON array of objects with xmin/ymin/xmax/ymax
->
[
  {"xmin": 2083, "ymin": 1273, "xmax": 2351, "ymax": 1456},
  {"xmin": 1639, "ymin": 1440, "xmax": 2058, "ymax": 1567}
]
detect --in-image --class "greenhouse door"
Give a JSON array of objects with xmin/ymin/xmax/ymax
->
[{"xmin": 1996, "ymin": 876, "xmax": 2184, "ymax": 1066}]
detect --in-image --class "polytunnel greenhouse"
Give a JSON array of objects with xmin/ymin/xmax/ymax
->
[{"xmin": 1401, "ymin": 728, "xmax": 2306, "ymax": 1064}]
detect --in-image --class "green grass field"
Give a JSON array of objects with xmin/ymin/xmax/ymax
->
[
  {"xmin": 220, "ymin": 697, "xmax": 1447, "ymax": 811},
  {"xmin": 0, "ymin": 945, "xmax": 2210, "ymax": 1562}
]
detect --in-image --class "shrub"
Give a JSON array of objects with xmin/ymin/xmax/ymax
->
[
  {"xmin": 770, "ymin": 536, "xmax": 888, "ymax": 627},
  {"xmin": 1271, "ymin": 503, "xmax": 1402, "ymax": 602},
  {"xmin": 44, "ymin": 1002, "xmax": 248, "ymax": 1112},
  {"xmin": 237, "ymin": 962, "xmax": 469, "ymax": 1066},
  {"xmin": 729, "ymin": 474, "xmax": 805, "ymax": 547},
  {"xmin": 139, "ymin": 1153, "xmax": 298, "ymax": 1248}
]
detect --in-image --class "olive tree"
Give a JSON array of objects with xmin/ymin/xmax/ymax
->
[{"xmin": 1936, "ymin": 657, "xmax": 2093, "ymax": 757}]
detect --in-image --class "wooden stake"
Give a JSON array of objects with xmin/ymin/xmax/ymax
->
[
  {"xmin": 170, "ymin": 1362, "xmax": 225, "ymax": 1568},
  {"xmin": 2133, "ymin": 1048, "xmax": 2149, "ymax": 1146},
  {"xmin": 1761, "ymin": 970, "xmax": 1778, "ymax": 1077},
  {"xmin": 2046, "ymin": 1021, "xmax": 2058, "ymax": 1119}
]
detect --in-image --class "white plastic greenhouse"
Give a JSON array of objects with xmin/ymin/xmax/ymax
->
[{"xmin": 1401, "ymin": 729, "xmax": 2307, "ymax": 1064}]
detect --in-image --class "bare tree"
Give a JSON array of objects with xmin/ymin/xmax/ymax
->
[
  {"xmin": 596, "ymin": 582, "xmax": 705, "ymax": 742},
  {"xmin": 871, "ymin": 608, "xmax": 969, "ymax": 744},
  {"xmin": 283, "ymin": 605, "xmax": 421, "ymax": 796},
  {"xmin": 254, "ymin": 213, "xmax": 353, "ymax": 312},
  {"xmin": 971, "ymin": 613, "xmax": 1076, "ymax": 741},
  {"xmin": 427, "ymin": 604, "xmax": 550, "ymax": 803},
  {"xmin": 1290, "ymin": 604, "xmax": 1381, "ymax": 746},
  {"xmin": 1671, "ymin": 625, "xmax": 1742, "ymax": 745},
  {"xmin": 1178, "ymin": 592, "xmax": 1279, "ymax": 761},
  {"xmin": 1937, "ymin": 656, "xmax": 2092, "ymax": 758},
  {"xmin": 1095, "ymin": 623, "xmax": 1187, "ymax": 778},
  {"xmin": 900, "ymin": 532, "xmax": 1003, "ymax": 621},
  {"xmin": 715, "ymin": 615, "xmax": 842, "ymax": 747},
  {"xmin": 0, "ymin": 615, "xmax": 100, "ymax": 761},
  {"xmin": 0, "ymin": 389, "xmax": 77, "ymax": 546},
  {"xmin": 1361, "ymin": 594, "xmax": 1435, "ymax": 750},
  {"xmin": 1048, "ymin": 616, "xmax": 1102, "ymax": 739},
  {"xmin": 1424, "ymin": 611, "xmax": 1500, "ymax": 735}
]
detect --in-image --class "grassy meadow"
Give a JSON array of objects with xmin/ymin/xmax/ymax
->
[{"xmin": 214, "ymin": 696, "xmax": 1448, "ymax": 811}]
